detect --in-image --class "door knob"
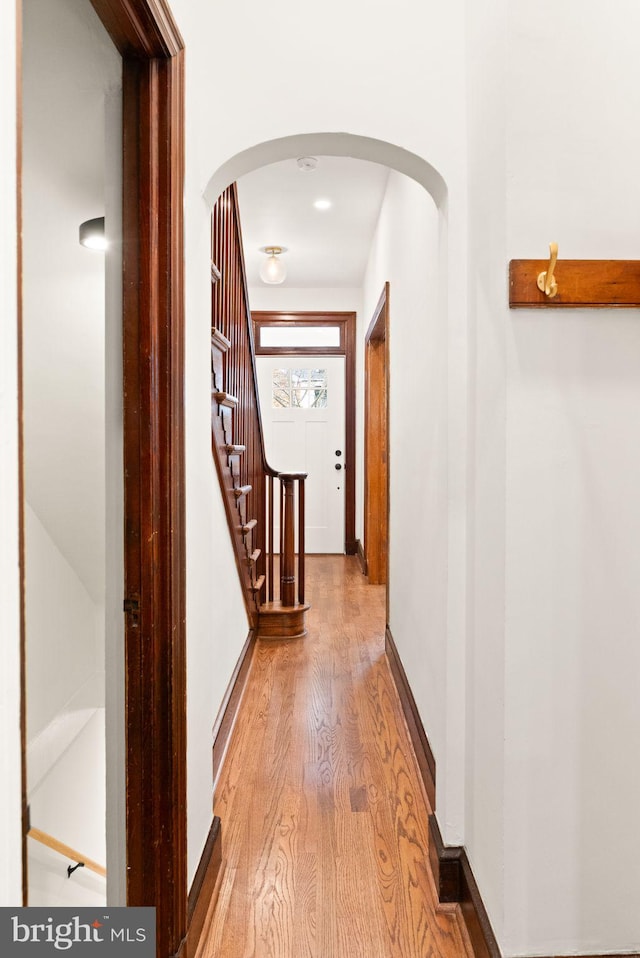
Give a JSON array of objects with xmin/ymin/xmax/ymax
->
[
  {"xmin": 335, "ymin": 450, "xmax": 342, "ymax": 457},
  {"xmin": 335, "ymin": 463, "xmax": 342, "ymax": 471}
]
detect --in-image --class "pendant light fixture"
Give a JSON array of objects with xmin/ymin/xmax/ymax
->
[{"xmin": 259, "ymin": 246, "xmax": 288, "ymax": 285}]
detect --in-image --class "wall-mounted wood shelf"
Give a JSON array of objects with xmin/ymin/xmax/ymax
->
[{"xmin": 509, "ymin": 259, "xmax": 640, "ymax": 308}]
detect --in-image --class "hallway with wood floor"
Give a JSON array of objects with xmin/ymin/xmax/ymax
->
[{"xmin": 198, "ymin": 556, "xmax": 472, "ymax": 958}]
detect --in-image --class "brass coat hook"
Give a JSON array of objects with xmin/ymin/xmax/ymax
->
[{"xmin": 537, "ymin": 242, "xmax": 559, "ymax": 298}]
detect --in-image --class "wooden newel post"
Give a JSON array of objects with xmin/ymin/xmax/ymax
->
[
  {"xmin": 298, "ymin": 477, "xmax": 306, "ymax": 605},
  {"xmin": 281, "ymin": 475, "xmax": 296, "ymax": 607}
]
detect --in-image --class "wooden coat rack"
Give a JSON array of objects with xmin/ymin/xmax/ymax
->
[{"xmin": 509, "ymin": 243, "xmax": 640, "ymax": 308}]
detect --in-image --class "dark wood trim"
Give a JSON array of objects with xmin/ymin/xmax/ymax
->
[
  {"xmin": 212, "ymin": 631, "xmax": 257, "ymax": 790},
  {"xmin": 89, "ymin": 4, "xmax": 187, "ymax": 957},
  {"xmin": 89, "ymin": 0, "xmax": 183, "ymax": 57},
  {"xmin": 252, "ymin": 313, "xmax": 350, "ymax": 350},
  {"xmin": 253, "ymin": 312, "xmax": 349, "ymax": 356},
  {"xmin": 460, "ymin": 853, "xmax": 501, "ymax": 958},
  {"xmin": 255, "ymin": 345, "xmax": 345, "ymax": 357},
  {"xmin": 364, "ymin": 284, "xmax": 389, "ymax": 586},
  {"xmin": 385, "ymin": 626, "xmax": 436, "ymax": 811},
  {"xmin": 252, "ymin": 311, "xmax": 357, "ymax": 555},
  {"xmin": 509, "ymin": 258, "xmax": 640, "ymax": 308},
  {"xmin": 428, "ymin": 811, "xmax": 462, "ymax": 902},
  {"xmin": 344, "ymin": 311, "xmax": 357, "ymax": 555},
  {"xmin": 186, "ymin": 816, "xmax": 222, "ymax": 958},
  {"xmin": 365, "ymin": 284, "xmax": 388, "ymax": 341},
  {"xmin": 16, "ymin": 0, "xmax": 28, "ymax": 908},
  {"xmin": 428, "ymin": 815, "xmax": 501, "ymax": 958},
  {"xmin": 355, "ymin": 539, "xmax": 367, "ymax": 576}
]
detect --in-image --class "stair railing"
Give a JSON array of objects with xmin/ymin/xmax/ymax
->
[
  {"xmin": 28, "ymin": 827, "xmax": 107, "ymax": 878},
  {"xmin": 211, "ymin": 184, "xmax": 306, "ymax": 627}
]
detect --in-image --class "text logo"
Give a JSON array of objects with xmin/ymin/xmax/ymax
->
[{"xmin": 1, "ymin": 908, "xmax": 155, "ymax": 955}]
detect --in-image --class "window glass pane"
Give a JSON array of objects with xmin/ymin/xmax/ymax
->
[
  {"xmin": 309, "ymin": 369, "xmax": 328, "ymax": 389},
  {"xmin": 308, "ymin": 389, "xmax": 328, "ymax": 409},
  {"xmin": 272, "ymin": 368, "xmax": 328, "ymax": 408},
  {"xmin": 260, "ymin": 326, "xmax": 341, "ymax": 348}
]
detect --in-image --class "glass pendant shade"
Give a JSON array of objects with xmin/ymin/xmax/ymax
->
[{"xmin": 259, "ymin": 247, "xmax": 287, "ymax": 285}]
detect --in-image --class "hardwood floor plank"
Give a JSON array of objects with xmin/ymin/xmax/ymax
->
[{"xmin": 201, "ymin": 556, "xmax": 472, "ymax": 958}]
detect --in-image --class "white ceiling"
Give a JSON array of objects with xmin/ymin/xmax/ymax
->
[{"xmin": 236, "ymin": 156, "xmax": 390, "ymax": 289}]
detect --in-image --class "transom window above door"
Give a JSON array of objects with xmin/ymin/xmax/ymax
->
[
  {"xmin": 272, "ymin": 368, "xmax": 328, "ymax": 408},
  {"xmin": 260, "ymin": 325, "xmax": 340, "ymax": 349}
]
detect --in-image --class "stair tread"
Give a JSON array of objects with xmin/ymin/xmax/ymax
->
[
  {"xmin": 225, "ymin": 444, "xmax": 246, "ymax": 455},
  {"xmin": 250, "ymin": 575, "xmax": 265, "ymax": 593},
  {"xmin": 242, "ymin": 519, "xmax": 257, "ymax": 534},
  {"xmin": 248, "ymin": 548, "xmax": 261, "ymax": 565},
  {"xmin": 211, "ymin": 327, "xmax": 231, "ymax": 352},
  {"xmin": 258, "ymin": 600, "xmax": 310, "ymax": 613},
  {"xmin": 234, "ymin": 484, "xmax": 252, "ymax": 498},
  {"xmin": 213, "ymin": 390, "xmax": 239, "ymax": 408}
]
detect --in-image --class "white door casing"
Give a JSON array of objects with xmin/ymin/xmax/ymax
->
[{"xmin": 257, "ymin": 355, "xmax": 346, "ymax": 553}]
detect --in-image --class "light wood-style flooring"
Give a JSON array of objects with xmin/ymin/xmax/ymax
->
[{"xmin": 198, "ymin": 555, "xmax": 471, "ymax": 958}]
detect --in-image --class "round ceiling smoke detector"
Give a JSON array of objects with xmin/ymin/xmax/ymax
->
[{"xmin": 297, "ymin": 156, "xmax": 318, "ymax": 172}]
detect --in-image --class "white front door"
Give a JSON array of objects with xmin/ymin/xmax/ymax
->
[{"xmin": 257, "ymin": 355, "xmax": 346, "ymax": 553}]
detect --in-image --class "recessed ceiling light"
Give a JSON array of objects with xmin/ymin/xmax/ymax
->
[
  {"xmin": 297, "ymin": 156, "xmax": 318, "ymax": 172},
  {"xmin": 314, "ymin": 199, "xmax": 332, "ymax": 211}
]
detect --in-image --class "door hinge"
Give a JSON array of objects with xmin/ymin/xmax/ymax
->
[{"xmin": 123, "ymin": 597, "xmax": 140, "ymax": 627}]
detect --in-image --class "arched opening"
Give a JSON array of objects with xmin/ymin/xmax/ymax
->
[
  {"xmin": 204, "ymin": 131, "xmax": 447, "ymax": 212},
  {"xmin": 201, "ymin": 133, "xmax": 466, "ymax": 956},
  {"xmin": 205, "ymin": 127, "xmax": 450, "ymax": 784},
  {"xmin": 205, "ymin": 130, "xmax": 448, "ymax": 600}
]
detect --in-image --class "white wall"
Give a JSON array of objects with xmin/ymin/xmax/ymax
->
[
  {"xmin": 501, "ymin": 0, "xmax": 640, "ymax": 952},
  {"xmin": 248, "ymin": 287, "xmax": 361, "ymax": 315},
  {"xmin": 463, "ymin": 0, "xmax": 508, "ymax": 940},
  {"xmin": 361, "ymin": 170, "xmax": 448, "ymax": 806},
  {"xmin": 25, "ymin": 502, "xmax": 105, "ymax": 896},
  {"xmin": 22, "ymin": 0, "xmax": 121, "ymax": 605},
  {"xmin": 0, "ymin": 0, "xmax": 24, "ymax": 910},
  {"xmin": 25, "ymin": 504, "xmax": 102, "ymax": 742},
  {"xmin": 22, "ymin": 0, "xmax": 122, "ymax": 906},
  {"xmin": 29, "ymin": 709, "xmax": 106, "ymax": 907}
]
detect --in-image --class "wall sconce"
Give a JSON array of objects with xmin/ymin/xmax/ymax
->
[
  {"xmin": 79, "ymin": 217, "xmax": 107, "ymax": 250},
  {"xmin": 259, "ymin": 246, "xmax": 287, "ymax": 285}
]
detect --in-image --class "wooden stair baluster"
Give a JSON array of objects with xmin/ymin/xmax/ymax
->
[{"xmin": 210, "ymin": 184, "xmax": 309, "ymax": 637}]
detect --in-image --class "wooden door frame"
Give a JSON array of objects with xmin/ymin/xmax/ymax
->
[
  {"xmin": 18, "ymin": 2, "xmax": 187, "ymax": 955},
  {"xmin": 364, "ymin": 284, "xmax": 390, "ymax": 597},
  {"xmin": 253, "ymin": 311, "xmax": 357, "ymax": 554}
]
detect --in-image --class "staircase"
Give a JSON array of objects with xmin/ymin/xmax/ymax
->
[{"xmin": 210, "ymin": 184, "xmax": 309, "ymax": 639}]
